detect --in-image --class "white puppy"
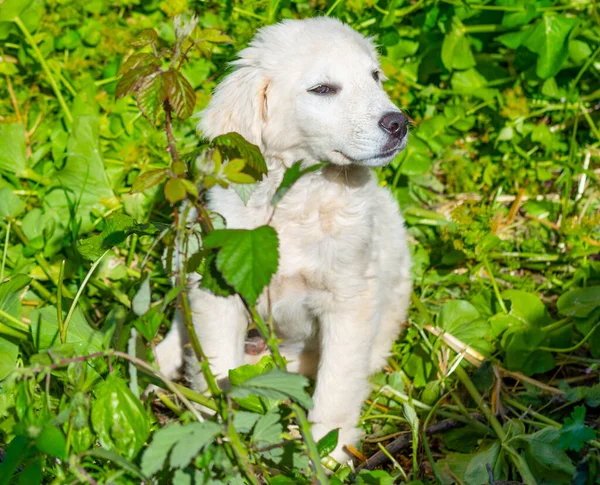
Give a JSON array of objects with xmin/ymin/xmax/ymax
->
[{"xmin": 155, "ymin": 17, "xmax": 412, "ymax": 463}]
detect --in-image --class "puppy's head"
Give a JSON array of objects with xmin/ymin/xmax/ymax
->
[{"xmin": 199, "ymin": 17, "xmax": 408, "ymax": 167}]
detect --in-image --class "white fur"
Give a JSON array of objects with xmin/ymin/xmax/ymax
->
[{"xmin": 155, "ymin": 17, "xmax": 412, "ymax": 463}]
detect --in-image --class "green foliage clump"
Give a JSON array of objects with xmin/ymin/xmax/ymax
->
[{"xmin": 0, "ymin": 0, "xmax": 599, "ymax": 483}]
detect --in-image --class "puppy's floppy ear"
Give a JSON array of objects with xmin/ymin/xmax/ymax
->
[{"xmin": 198, "ymin": 57, "xmax": 269, "ymax": 147}]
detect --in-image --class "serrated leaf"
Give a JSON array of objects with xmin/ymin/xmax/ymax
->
[
  {"xmin": 233, "ymin": 412, "xmax": 261, "ymax": 433},
  {"xmin": 252, "ymin": 411, "xmax": 283, "ymax": 445},
  {"xmin": 271, "ymin": 161, "xmax": 324, "ymax": 206},
  {"xmin": 164, "ymin": 178, "xmax": 188, "ymax": 204},
  {"xmin": 203, "ymin": 226, "xmax": 279, "ymax": 306},
  {"xmin": 130, "ymin": 28, "xmax": 157, "ymax": 47},
  {"xmin": 199, "ymin": 251, "xmax": 236, "ymax": 298},
  {"xmin": 559, "ymin": 406, "xmax": 596, "ymax": 451},
  {"xmin": 132, "ymin": 168, "xmax": 168, "ymax": 193},
  {"xmin": 136, "ymin": 71, "xmax": 167, "ymax": 123},
  {"xmin": 230, "ymin": 369, "xmax": 313, "ymax": 409},
  {"xmin": 118, "ymin": 52, "xmax": 153, "ymax": 75},
  {"xmin": 199, "ymin": 28, "xmax": 232, "ymax": 44},
  {"xmin": 518, "ymin": 427, "xmax": 575, "ymax": 477},
  {"xmin": 116, "ymin": 63, "xmax": 159, "ymax": 100},
  {"xmin": 91, "ymin": 374, "xmax": 150, "ymax": 460},
  {"xmin": 141, "ymin": 424, "xmax": 189, "ymax": 476},
  {"xmin": 169, "ymin": 421, "xmax": 221, "ymax": 469},
  {"xmin": 211, "ymin": 133, "xmax": 267, "ymax": 180},
  {"xmin": 165, "ymin": 69, "xmax": 196, "ymax": 120}
]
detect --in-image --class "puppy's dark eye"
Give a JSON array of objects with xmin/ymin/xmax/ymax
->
[
  {"xmin": 309, "ymin": 84, "xmax": 336, "ymax": 95},
  {"xmin": 372, "ymin": 70, "xmax": 380, "ymax": 82}
]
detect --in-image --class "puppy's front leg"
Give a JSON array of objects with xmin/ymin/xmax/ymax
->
[
  {"xmin": 185, "ymin": 286, "xmax": 248, "ymax": 391},
  {"xmin": 309, "ymin": 303, "xmax": 375, "ymax": 464}
]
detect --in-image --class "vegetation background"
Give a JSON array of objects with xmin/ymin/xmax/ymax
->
[{"xmin": 0, "ymin": 0, "xmax": 599, "ymax": 483}]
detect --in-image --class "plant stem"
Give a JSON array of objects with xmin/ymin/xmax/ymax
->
[
  {"xmin": 14, "ymin": 17, "xmax": 73, "ymax": 124},
  {"xmin": 1, "ymin": 221, "xmax": 10, "ymax": 282},
  {"xmin": 0, "ymin": 308, "xmax": 29, "ymax": 333},
  {"xmin": 291, "ymin": 403, "xmax": 330, "ymax": 484},
  {"xmin": 58, "ymin": 260, "xmax": 66, "ymax": 343},
  {"xmin": 482, "ymin": 257, "xmax": 508, "ymax": 313}
]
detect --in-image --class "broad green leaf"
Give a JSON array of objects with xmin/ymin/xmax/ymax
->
[
  {"xmin": 503, "ymin": 327, "xmax": 555, "ymax": 375},
  {"xmin": 441, "ymin": 18, "xmax": 476, "ymax": 71},
  {"xmin": 141, "ymin": 424, "xmax": 190, "ymax": 476},
  {"xmin": 211, "ymin": 133, "xmax": 268, "ymax": 180},
  {"xmin": 557, "ymin": 286, "xmax": 600, "ymax": 318},
  {"xmin": 523, "ymin": 15, "xmax": 579, "ymax": 79},
  {"xmin": 518, "ymin": 427, "xmax": 575, "ymax": 479},
  {"xmin": 35, "ymin": 425, "xmax": 66, "ymax": 460},
  {"xmin": 199, "ymin": 28, "xmax": 231, "ymax": 44},
  {"xmin": 30, "ymin": 306, "xmax": 105, "ymax": 353},
  {"xmin": 136, "ymin": 71, "xmax": 167, "ymax": 123},
  {"xmin": 169, "ymin": 421, "xmax": 221, "ymax": 469},
  {"xmin": 230, "ymin": 369, "xmax": 313, "ymax": 409},
  {"xmin": 164, "ymin": 178, "xmax": 188, "ymax": 204},
  {"xmin": 165, "ymin": 69, "xmax": 196, "ymax": 120},
  {"xmin": 559, "ymin": 405, "xmax": 596, "ymax": 452},
  {"xmin": 498, "ymin": 0, "xmax": 548, "ymax": 27},
  {"xmin": 501, "ymin": 290, "xmax": 554, "ymax": 327},
  {"xmin": 271, "ymin": 161, "xmax": 324, "ymax": 206},
  {"xmin": 450, "ymin": 69, "xmax": 496, "ymax": 100},
  {"xmin": 464, "ymin": 441, "xmax": 504, "ymax": 484},
  {"xmin": 317, "ymin": 428, "xmax": 339, "ymax": 457},
  {"xmin": 438, "ymin": 300, "xmax": 491, "ymax": 355},
  {"xmin": 233, "ymin": 411, "xmax": 261, "ymax": 433},
  {"xmin": 199, "ymin": 251, "xmax": 236, "ymax": 298},
  {"xmin": 131, "ymin": 168, "xmax": 168, "ymax": 193},
  {"xmin": 91, "ymin": 374, "xmax": 150, "ymax": 460},
  {"xmin": 0, "ymin": 0, "xmax": 33, "ymax": 21},
  {"xmin": 16, "ymin": 457, "xmax": 42, "ymax": 485},
  {"xmin": 0, "ymin": 186, "xmax": 25, "ymax": 217},
  {"xmin": 203, "ymin": 226, "xmax": 278, "ymax": 306},
  {"xmin": 0, "ymin": 124, "xmax": 26, "ymax": 175},
  {"xmin": 0, "ymin": 338, "xmax": 18, "ymax": 380}
]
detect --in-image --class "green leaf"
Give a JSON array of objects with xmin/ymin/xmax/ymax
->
[
  {"xmin": 252, "ymin": 410, "xmax": 283, "ymax": 445},
  {"xmin": 503, "ymin": 327, "xmax": 555, "ymax": 375},
  {"xmin": 498, "ymin": 0, "xmax": 548, "ymax": 27},
  {"xmin": 131, "ymin": 168, "xmax": 168, "ymax": 193},
  {"xmin": 0, "ymin": 124, "xmax": 27, "ymax": 176},
  {"xmin": 78, "ymin": 213, "xmax": 147, "ymax": 262},
  {"xmin": 233, "ymin": 411, "xmax": 261, "ymax": 433},
  {"xmin": 464, "ymin": 441, "xmax": 504, "ymax": 485},
  {"xmin": 115, "ymin": 63, "xmax": 159, "ymax": 100},
  {"xmin": 523, "ymin": 15, "xmax": 579, "ymax": 79},
  {"xmin": 203, "ymin": 226, "xmax": 279, "ymax": 306},
  {"xmin": 441, "ymin": 18, "xmax": 476, "ymax": 71},
  {"xmin": 211, "ymin": 133, "xmax": 268, "ymax": 180},
  {"xmin": 35, "ymin": 425, "xmax": 66, "ymax": 460},
  {"xmin": 518, "ymin": 427, "xmax": 575, "ymax": 479},
  {"xmin": 199, "ymin": 28, "xmax": 232, "ymax": 44},
  {"xmin": 0, "ymin": 436, "xmax": 28, "ymax": 485},
  {"xmin": 30, "ymin": 306, "xmax": 105, "ymax": 353},
  {"xmin": 141, "ymin": 424, "xmax": 190, "ymax": 476},
  {"xmin": 317, "ymin": 429, "xmax": 339, "ymax": 457},
  {"xmin": 559, "ymin": 405, "xmax": 596, "ymax": 452},
  {"xmin": 565, "ymin": 383, "xmax": 600, "ymax": 408},
  {"xmin": 164, "ymin": 178, "xmax": 188, "ymax": 204},
  {"xmin": 0, "ymin": 0, "xmax": 33, "ymax": 21},
  {"xmin": 271, "ymin": 161, "xmax": 325, "ymax": 206},
  {"xmin": 136, "ymin": 71, "xmax": 167, "ymax": 123},
  {"xmin": 118, "ymin": 52, "xmax": 153, "ymax": 75},
  {"xmin": 438, "ymin": 300, "xmax": 491, "ymax": 355},
  {"xmin": 165, "ymin": 69, "xmax": 196, "ymax": 120},
  {"xmin": 91, "ymin": 374, "xmax": 150, "ymax": 460},
  {"xmin": 130, "ymin": 28, "xmax": 157, "ymax": 47},
  {"xmin": 132, "ymin": 276, "xmax": 151, "ymax": 316},
  {"xmin": 0, "ymin": 338, "xmax": 18, "ymax": 380},
  {"xmin": 169, "ymin": 421, "xmax": 221, "ymax": 469},
  {"xmin": 557, "ymin": 286, "xmax": 600, "ymax": 318},
  {"xmin": 230, "ymin": 369, "xmax": 313, "ymax": 409}
]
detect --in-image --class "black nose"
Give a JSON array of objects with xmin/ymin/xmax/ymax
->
[{"xmin": 379, "ymin": 111, "xmax": 408, "ymax": 139}]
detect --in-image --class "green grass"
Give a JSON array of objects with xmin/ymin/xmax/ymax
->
[{"xmin": 0, "ymin": 0, "xmax": 599, "ymax": 484}]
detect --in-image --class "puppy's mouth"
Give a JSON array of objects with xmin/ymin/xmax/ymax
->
[{"xmin": 332, "ymin": 144, "xmax": 402, "ymax": 165}]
